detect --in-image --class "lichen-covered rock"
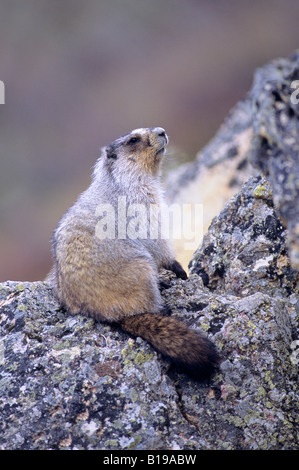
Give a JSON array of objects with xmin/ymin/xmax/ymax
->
[
  {"xmin": 0, "ymin": 268, "xmax": 297, "ymax": 449},
  {"xmin": 1, "ymin": 52, "xmax": 298, "ymax": 450},
  {"xmin": 0, "ymin": 281, "xmax": 191, "ymax": 450},
  {"xmin": 249, "ymin": 50, "xmax": 299, "ymax": 270},
  {"xmin": 189, "ymin": 175, "xmax": 298, "ymax": 300},
  {"xmin": 162, "ymin": 283, "xmax": 298, "ymax": 450},
  {"xmin": 165, "ymin": 96, "xmax": 256, "ymax": 270},
  {"xmin": 166, "ymin": 52, "xmax": 299, "ymax": 273}
]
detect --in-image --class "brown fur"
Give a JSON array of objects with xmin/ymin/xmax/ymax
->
[
  {"xmin": 49, "ymin": 127, "xmax": 220, "ymax": 379},
  {"xmin": 120, "ymin": 314, "xmax": 219, "ymax": 378}
]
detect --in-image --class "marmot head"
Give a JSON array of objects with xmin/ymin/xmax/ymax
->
[{"xmin": 101, "ymin": 127, "xmax": 169, "ymax": 177}]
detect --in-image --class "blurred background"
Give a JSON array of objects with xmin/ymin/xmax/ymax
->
[{"xmin": 0, "ymin": 0, "xmax": 299, "ymax": 282}]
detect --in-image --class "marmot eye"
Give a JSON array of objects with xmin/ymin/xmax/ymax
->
[{"xmin": 127, "ymin": 136, "xmax": 140, "ymax": 145}]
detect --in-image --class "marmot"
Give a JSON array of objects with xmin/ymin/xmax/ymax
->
[{"xmin": 48, "ymin": 127, "xmax": 219, "ymax": 379}]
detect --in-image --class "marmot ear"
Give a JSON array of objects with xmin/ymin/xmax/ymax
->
[{"xmin": 106, "ymin": 145, "xmax": 117, "ymax": 160}]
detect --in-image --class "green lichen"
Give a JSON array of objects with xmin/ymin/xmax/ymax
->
[
  {"xmin": 121, "ymin": 341, "xmax": 154, "ymax": 368},
  {"xmin": 127, "ymin": 435, "xmax": 142, "ymax": 450},
  {"xmin": 121, "ymin": 341, "xmax": 134, "ymax": 358},
  {"xmin": 256, "ymin": 386, "xmax": 267, "ymax": 398},
  {"xmin": 17, "ymin": 304, "xmax": 28, "ymax": 312},
  {"xmin": 15, "ymin": 283, "xmax": 25, "ymax": 292},
  {"xmin": 51, "ymin": 369, "xmax": 72, "ymax": 385},
  {"xmin": 247, "ymin": 320, "xmax": 257, "ymax": 336},
  {"xmin": 134, "ymin": 352, "xmax": 154, "ymax": 365},
  {"xmin": 264, "ymin": 370, "xmax": 276, "ymax": 390},
  {"xmin": 6, "ymin": 361, "xmax": 19, "ymax": 373},
  {"xmin": 223, "ymin": 412, "xmax": 244, "ymax": 429},
  {"xmin": 111, "ymin": 419, "xmax": 124, "ymax": 430},
  {"xmin": 192, "ymin": 394, "xmax": 200, "ymax": 404},
  {"xmin": 130, "ymin": 389, "xmax": 139, "ymax": 403},
  {"xmin": 253, "ymin": 183, "xmax": 272, "ymax": 199},
  {"xmin": 53, "ymin": 340, "xmax": 72, "ymax": 351},
  {"xmin": 104, "ymin": 439, "xmax": 119, "ymax": 448},
  {"xmin": 200, "ymin": 323, "xmax": 209, "ymax": 332}
]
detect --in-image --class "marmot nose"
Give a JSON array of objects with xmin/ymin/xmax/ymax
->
[
  {"xmin": 153, "ymin": 127, "xmax": 166, "ymax": 137},
  {"xmin": 151, "ymin": 127, "xmax": 168, "ymax": 143}
]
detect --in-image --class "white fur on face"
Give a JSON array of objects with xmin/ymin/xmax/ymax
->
[{"xmin": 129, "ymin": 128, "xmax": 148, "ymax": 135}]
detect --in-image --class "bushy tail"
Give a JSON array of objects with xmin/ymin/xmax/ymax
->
[{"xmin": 120, "ymin": 313, "xmax": 220, "ymax": 379}]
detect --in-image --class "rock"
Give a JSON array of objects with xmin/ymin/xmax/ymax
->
[
  {"xmin": 189, "ymin": 175, "xmax": 298, "ymax": 299},
  {"xmin": 249, "ymin": 50, "xmax": 299, "ymax": 270},
  {"xmin": 166, "ymin": 51, "xmax": 299, "ymax": 273},
  {"xmin": 165, "ymin": 96, "xmax": 255, "ymax": 205},
  {"xmin": 162, "ymin": 285, "xmax": 298, "ymax": 450},
  {"xmin": 0, "ymin": 238, "xmax": 298, "ymax": 449},
  {"xmin": 0, "ymin": 281, "xmax": 189, "ymax": 450},
  {"xmin": 1, "ymin": 52, "xmax": 298, "ymax": 450},
  {"xmin": 165, "ymin": 95, "xmax": 256, "ymax": 270}
]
